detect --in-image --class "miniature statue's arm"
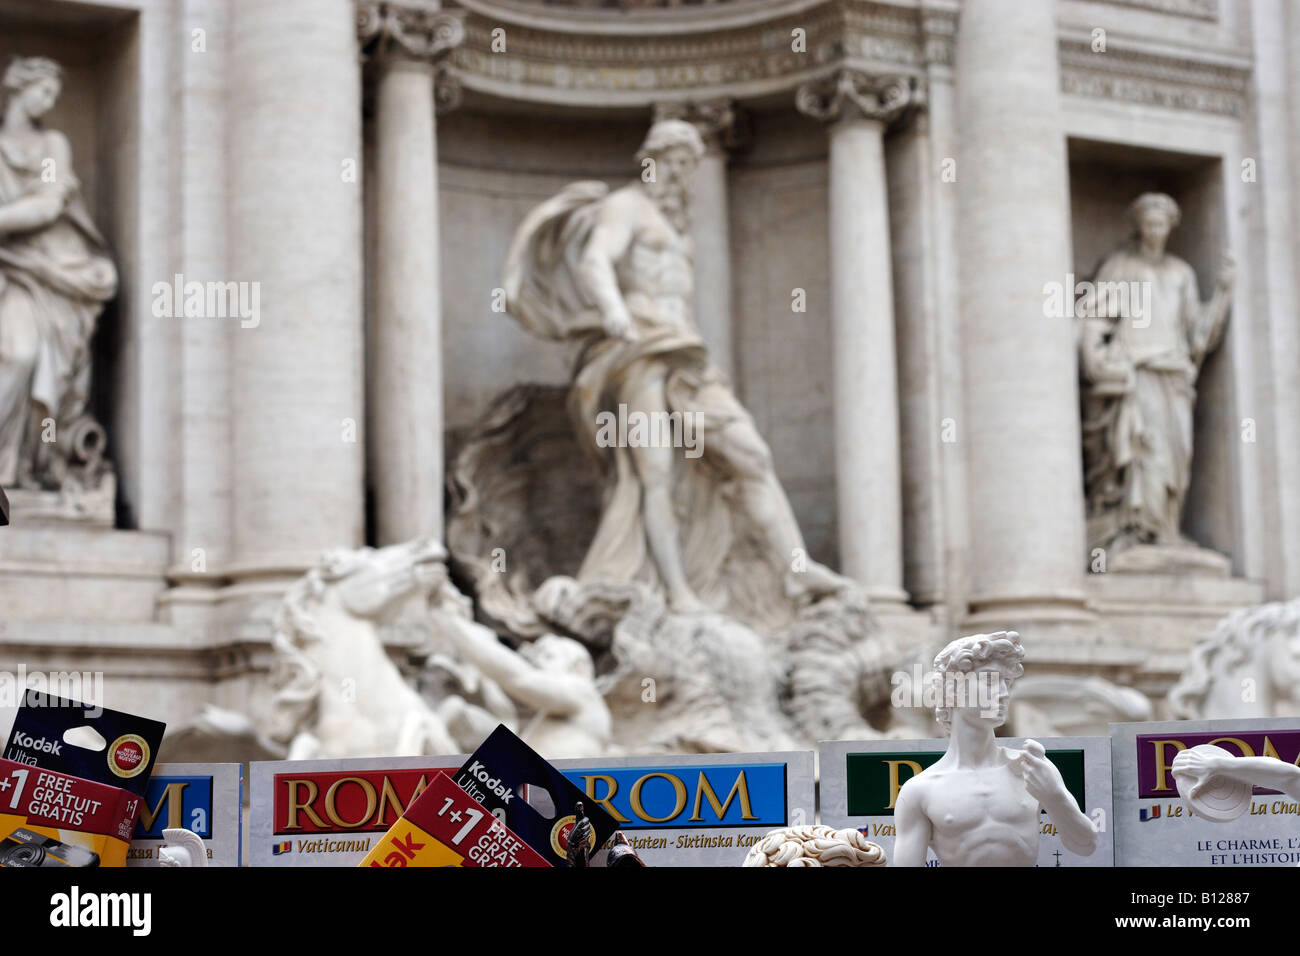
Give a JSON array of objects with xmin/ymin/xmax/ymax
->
[
  {"xmin": 1043, "ymin": 792, "xmax": 1099, "ymax": 857},
  {"xmin": 0, "ymin": 131, "xmax": 73, "ymax": 234},
  {"xmin": 891, "ymin": 780, "xmax": 931, "ymax": 867},
  {"xmin": 1206, "ymin": 755, "xmax": 1300, "ymax": 799},
  {"xmin": 437, "ymin": 615, "xmax": 587, "ymax": 716},
  {"xmin": 576, "ymin": 199, "xmax": 636, "ymax": 338},
  {"xmin": 1016, "ymin": 742, "xmax": 1099, "ymax": 857}
]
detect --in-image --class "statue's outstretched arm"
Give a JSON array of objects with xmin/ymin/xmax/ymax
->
[
  {"xmin": 1210, "ymin": 755, "xmax": 1300, "ymax": 800},
  {"xmin": 439, "ymin": 614, "xmax": 586, "ymax": 715}
]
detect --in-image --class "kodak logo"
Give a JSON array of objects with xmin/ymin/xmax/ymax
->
[
  {"xmin": 465, "ymin": 762, "xmax": 513, "ymax": 803},
  {"xmin": 371, "ymin": 832, "xmax": 426, "ymax": 867},
  {"xmin": 12, "ymin": 732, "xmax": 62, "ymax": 756}
]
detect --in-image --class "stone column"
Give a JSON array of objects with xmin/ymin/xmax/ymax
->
[
  {"xmin": 797, "ymin": 72, "xmax": 916, "ymax": 607},
  {"xmin": 953, "ymin": 0, "xmax": 1091, "ymax": 628},
  {"xmin": 654, "ymin": 100, "xmax": 739, "ymax": 381},
  {"xmin": 227, "ymin": 0, "xmax": 366, "ymax": 581},
  {"xmin": 166, "ymin": 0, "xmax": 232, "ymax": 616},
  {"xmin": 360, "ymin": 2, "xmax": 465, "ymax": 545}
]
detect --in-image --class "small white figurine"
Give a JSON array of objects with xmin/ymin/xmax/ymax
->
[
  {"xmin": 893, "ymin": 631, "xmax": 1100, "ymax": 866},
  {"xmin": 1173, "ymin": 744, "xmax": 1300, "ymax": 822},
  {"xmin": 157, "ymin": 828, "xmax": 207, "ymax": 868},
  {"xmin": 742, "ymin": 825, "xmax": 886, "ymax": 867}
]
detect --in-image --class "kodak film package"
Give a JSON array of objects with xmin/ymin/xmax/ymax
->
[
  {"xmin": 360, "ymin": 771, "xmax": 549, "ymax": 867},
  {"xmin": 250, "ymin": 754, "xmax": 466, "ymax": 866},
  {"xmin": 127, "ymin": 763, "xmax": 244, "ymax": 867},
  {"xmin": 451, "ymin": 724, "xmax": 619, "ymax": 866},
  {"xmin": 0, "ymin": 691, "xmax": 166, "ymax": 867}
]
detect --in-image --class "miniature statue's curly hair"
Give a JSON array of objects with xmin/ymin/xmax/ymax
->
[{"xmin": 931, "ymin": 630, "xmax": 1025, "ymax": 733}]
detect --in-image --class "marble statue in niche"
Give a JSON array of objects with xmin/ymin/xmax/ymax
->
[
  {"xmin": 1079, "ymin": 192, "xmax": 1233, "ymax": 569},
  {"xmin": 502, "ymin": 118, "xmax": 849, "ymax": 619},
  {"xmin": 0, "ymin": 56, "xmax": 116, "ymax": 521}
]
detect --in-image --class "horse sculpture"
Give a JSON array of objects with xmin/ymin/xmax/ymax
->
[
  {"xmin": 1168, "ymin": 598, "xmax": 1300, "ymax": 719},
  {"xmin": 267, "ymin": 538, "xmax": 461, "ymax": 759}
]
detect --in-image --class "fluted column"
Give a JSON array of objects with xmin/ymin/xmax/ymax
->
[
  {"xmin": 954, "ymin": 0, "xmax": 1090, "ymax": 626},
  {"xmin": 1249, "ymin": 0, "xmax": 1300, "ymax": 598},
  {"xmin": 797, "ymin": 71, "xmax": 916, "ymax": 606},
  {"xmin": 227, "ymin": 0, "xmax": 365, "ymax": 579},
  {"xmin": 360, "ymin": 1, "xmax": 464, "ymax": 545},
  {"xmin": 165, "ymin": 0, "xmax": 232, "ymax": 619},
  {"xmin": 654, "ymin": 100, "xmax": 739, "ymax": 381}
]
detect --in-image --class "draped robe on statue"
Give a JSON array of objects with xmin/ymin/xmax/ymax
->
[
  {"xmin": 0, "ymin": 129, "xmax": 117, "ymax": 487},
  {"xmin": 1080, "ymin": 247, "xmax": 1227, "ymax": 552},
  {"xmin": 502, "ymin": 181, "xmax": 790, "ymax": 625}
]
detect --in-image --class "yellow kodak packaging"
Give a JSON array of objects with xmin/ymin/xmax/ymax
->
[
  {"xmin": 0, "ymin": 691, "xmax": 166, "ymax": 867},
  {"xmin": 0, "ymin": 759, "xmax": 142, "ymax": 867},
  {"xmin": 361, "ymin": 772, "xmax": 549, "ymax": 868}
]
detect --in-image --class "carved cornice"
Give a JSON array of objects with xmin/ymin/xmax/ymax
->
[
  {"xmin": 795, "ymin": 70, "xmax": 921, "ymax": 125},
  {"xmin": 444, "ymin": 0, "xmax": 926, "ymax": 106},
  {"xmin": 357, "ymin": 0, "xmax": 466, "ymax": 62},
  {"xmin": 919, "ymin": 5, "xmax": 956, "ymax": 68},
  {"xmin": 1099, "ymin": 0, "xmax": 1217, "ymax": 20},
  {"xmin": 1058, "ymin": 37, "xmax": 1249, "ymax": 118},
  {"xmin": 427, "ymin": 0, "xmax": 1249, "ymax": 120}
]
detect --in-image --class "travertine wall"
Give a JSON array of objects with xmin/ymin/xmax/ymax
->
[
  {"xmin": 435, "ymin": 112, "xmax": 638, "ymax": 428},
  {"xmin": 731, "ymin": 111, "xmax": 837, "ymax": 567}
]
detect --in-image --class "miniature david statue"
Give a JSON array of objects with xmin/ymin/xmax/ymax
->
[{"xmin": 893, "ymin": 631, "xmax": 1100, "ymax": 866}]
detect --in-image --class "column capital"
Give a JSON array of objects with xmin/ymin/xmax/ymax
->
[
  {"xmin": 796, "ymin": 71, "xmax": 924, "ymax": 127},
  {"xmin": 357, "ymin": 0, "xmax": 465, "ymax": 64},
  {"xmin": 653, "ymin": 98, "xmax": 750, "ymax": 154}
]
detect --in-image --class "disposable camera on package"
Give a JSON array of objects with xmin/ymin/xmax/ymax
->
[{"xmin": 0, "ymin": 690, "xmax": 166, "ymax": 868}]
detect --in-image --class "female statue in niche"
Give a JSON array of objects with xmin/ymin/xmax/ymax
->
[
  {"xmin": 0, "ymin": 56, "xmax": 116, "ymax": 501},
  {"xmin": 1079, "ymin": 192, "xmax": 1233, "ymax": 565}
]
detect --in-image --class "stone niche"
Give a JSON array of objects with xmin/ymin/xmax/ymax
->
[
  {"xmin": 425, "ymin": 107, "xmax": 644, "ymax": 434},
  {"xmin": 0, "ymin": 1, "xmax": 170, "ymax": 626},
  {"xmin": 0, "ymin": 0, "xmax": 141, "ymax": 527},
  {"xmin": 1067, "ymin": 136, "xmax": 1263, "ymax": 660},
  {"xmin": 427, "ymin": 102, "xmax": 842, "ymax": 566}
]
